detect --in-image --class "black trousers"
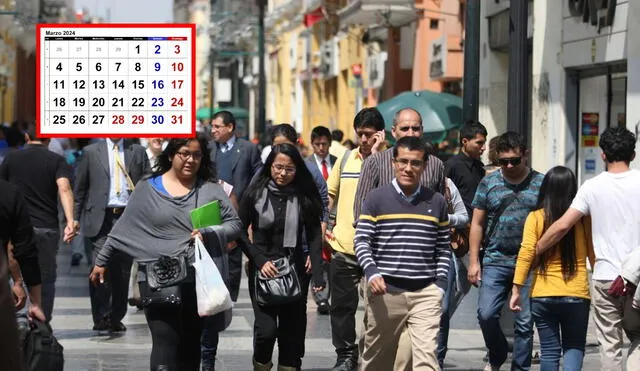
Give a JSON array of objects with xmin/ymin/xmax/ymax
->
[
  {"xmin": 248, "ymin": 267, "xmax": 306, "ymax": 367},
  {"xmin": 144, "ymin": 282, "xmax": 203, "ymax": 371},
  {"xmin": 329, "ymin": 252, "xmax": 362, "ymax": 358},
  {"xmin": 227, "ymin": 247, "xmax": 242, "ymax": 301},
  {"xmin": 89, "ymin": 211, "xmax": 132, "ymax": 325}
]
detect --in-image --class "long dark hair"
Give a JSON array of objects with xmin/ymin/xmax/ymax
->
[
  {"xmin": 246, "ymin": 143, "xmax": 323, "ymax": 224},
  {"xmin": 152, "ymin": 136, "xmax": 218, "ymax": 182},
  {"xmin": 537, "ymin": 166, "xmax": 578, "ymax": 280}
]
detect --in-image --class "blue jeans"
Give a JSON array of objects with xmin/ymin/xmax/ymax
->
[
  {"xmin": 531, "ymin": 297, "xmax": 590, "ymax": 371},
  {"xmin": 477, "ymin": 265, "xmax": 533, "ymax": 370},
  {"xmin": 437, "ymin": 251, "xmax": 457, "ymax": 368}
]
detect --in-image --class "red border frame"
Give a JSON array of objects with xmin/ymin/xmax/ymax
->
[{"xmin": 36, "ymin": 23, "xmax": 197, "ymax": 138}]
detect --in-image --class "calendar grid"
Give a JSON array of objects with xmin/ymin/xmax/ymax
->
[{"xmin": 36, "ymin": 24, "xmax": 196, "ymax": 138}]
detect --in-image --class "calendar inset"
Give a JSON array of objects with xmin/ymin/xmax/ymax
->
[{"xmin": 36, "ymin": 24, "xmax": 196, "ymax": 138}]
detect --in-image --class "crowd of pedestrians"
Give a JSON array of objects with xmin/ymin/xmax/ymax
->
[{"xmin": 1, "ymin": 109, "xmax": 640, "ymax": 371}]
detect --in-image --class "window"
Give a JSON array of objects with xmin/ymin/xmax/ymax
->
[{"xmin": 430, "ymin": 19, "xmax": 439, "ymax": 29}]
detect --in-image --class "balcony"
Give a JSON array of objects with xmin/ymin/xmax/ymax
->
[{"xmin": 338, "ymin": 0, "xmax": 416, "ymax": 28}]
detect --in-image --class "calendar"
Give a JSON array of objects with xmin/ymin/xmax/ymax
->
[{"xmin": 36, "ymin": 24, "xmax": 196, "ymax": 138}]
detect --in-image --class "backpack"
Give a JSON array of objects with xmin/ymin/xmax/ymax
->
[{"xmin": 23, "ymin": 319, "xmax": 64, "ymax": 371}]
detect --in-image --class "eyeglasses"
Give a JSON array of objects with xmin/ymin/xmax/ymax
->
[
  {"xmin": 497, "ymin": 157, "xmax": 522, "ymax": 167},
  {"xmin": 397, "ymin": 126, "xmax": 422, "ymax": 132},
  {"xmin": 272, "ymin": 164, "xmax": 297, "ymax": 175},
  {"xmin": 175, "ymin": 150, "xmax": 203, "ymax": 160},
  {"xmin": 394, "ymin": 158, "xmax": 425, "ymax": 169}
]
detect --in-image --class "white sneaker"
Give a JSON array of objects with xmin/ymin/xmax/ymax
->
[{"xmin": 483, "ymin": 364, "xmax": 500, "ymax": 371}]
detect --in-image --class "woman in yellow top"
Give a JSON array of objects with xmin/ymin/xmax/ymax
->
[{"xmin": 509, "ymin": 166, "xmax": 595, "ymax": 371}]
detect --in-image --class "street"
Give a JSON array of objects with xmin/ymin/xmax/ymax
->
[{"xmin": 50, "ymin": 248, "xmax": 606, "ymax": 371}]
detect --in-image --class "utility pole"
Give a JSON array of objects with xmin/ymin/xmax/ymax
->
[
  {"xmin": 462, "ymin": 0, "xmax": 480, "ymax": 123},
  {"xmin": 209, "ymin": 0, "xmax": 216, "ymax": 122},
  {"xmin": 257, "ymin": 0, "xmax": 266, "ymax": 141},
  {"xmin": 507, "ymin": 0, "xmax": 529, "ymax": 141}
]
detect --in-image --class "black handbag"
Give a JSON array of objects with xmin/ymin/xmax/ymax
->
[
  {"xmin": 255, "ymin": 256, "xmax": 301, "ymax": 306},
  {"xmin": 23, "ymin": 319, "xmax": 64, "ymax": 371},
  {"xmin": 139, "ymin": 254, "xmax": 189, "ymax": 307}
]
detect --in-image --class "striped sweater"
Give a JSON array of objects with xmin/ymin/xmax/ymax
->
[{"xmin": 354, "ymin": 184, "xmax": 451, "ymax": 291}]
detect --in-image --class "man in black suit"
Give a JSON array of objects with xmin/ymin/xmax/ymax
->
[
  {"xmin": 74, "ymin": 138, "xmax": 150, "ymax": 332},
  {"xmin": 209, "ymin": 110, "xmax": 262, "ymax": 301},
  {"xmin": 305, "ymin": 125, "xmax": 336, "ymax": 314}
]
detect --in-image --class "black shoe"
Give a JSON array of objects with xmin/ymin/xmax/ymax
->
[
  {"xmin": 110, "ymin": 321, "xmax": 127, "ymax": 332},
  {"xmin": 92, "ymin": 317, "xmax": 110, "ymax": 331},
  {"xmin": 317, "ymin": 300, "xmax": 330, "ymax": 315},
  {"xmin": 128, "ymin": 297, "xmax": 141, "ymax": 307},
  {"xmin": 332, "ymin": 357, "xmax": 357, "ymax": 371},
  {"xmin": 71, "ymin": 253, "xmax": 83, "ymax": 266}
]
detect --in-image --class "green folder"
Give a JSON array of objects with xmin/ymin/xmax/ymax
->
[{"xmin": 191, "ymin": 200, "xmax": 221, "ymax": 229}]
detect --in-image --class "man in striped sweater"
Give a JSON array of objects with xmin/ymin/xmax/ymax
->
[{"xmin": 355, "ymin": 136, "xmax": 451, "ymax": 370}]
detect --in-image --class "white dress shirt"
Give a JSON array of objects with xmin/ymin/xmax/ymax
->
[
  {"xmin": 314, "ymin": 153, "xmax": 333, "ymax": 174},
  {"xmin": 106, "ymin": 138, "xmax": 129, "ymax": 208}
]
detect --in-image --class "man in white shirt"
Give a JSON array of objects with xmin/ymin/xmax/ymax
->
[{"xmin": 536, "ymin": 127, "xmax": 640, "ymax": 370}]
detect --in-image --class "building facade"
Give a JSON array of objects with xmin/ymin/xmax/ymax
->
[{"xmin": 479, "ymin": 0, "xmax": 636, "ymax": 184}]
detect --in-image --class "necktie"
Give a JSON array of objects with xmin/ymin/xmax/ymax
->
[
  {"xmin": 321, "ymin": 159, "xmax": 329, "ymax": 180},
  {"xmin": 113, "ymin": 143, "xmax": 122, "ymax": 195}
]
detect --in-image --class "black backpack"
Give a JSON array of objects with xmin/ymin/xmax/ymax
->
[{"xmin": 23, "ymin": 319, "xmax": 64, "ymax": 371}]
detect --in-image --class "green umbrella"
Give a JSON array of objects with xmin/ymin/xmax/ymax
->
[
  {"xmin": 196, "ymin": 106, "xmax": 249, "ymax": 121},
  {"xmin": 377, "ymin": 90, "xmax": 463, "ymax": 140}
]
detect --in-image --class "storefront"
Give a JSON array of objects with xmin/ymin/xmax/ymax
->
[{"xmin": 561, "ymin": 0, "xmax": 630, "ymax": 184}]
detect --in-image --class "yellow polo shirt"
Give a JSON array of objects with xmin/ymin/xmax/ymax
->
[{"xmin": 327, "ymin": 149, "xmax": 363, "ymax": 256}]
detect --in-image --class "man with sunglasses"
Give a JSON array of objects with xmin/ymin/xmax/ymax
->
[{"xmin": 467, "ymin": 132, "xmax": 543, "ymax": 371}]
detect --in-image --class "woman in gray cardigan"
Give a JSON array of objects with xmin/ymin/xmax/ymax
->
[{"xmin": 90, "ymin": 137, "xmax": 242, "ymax": 371}]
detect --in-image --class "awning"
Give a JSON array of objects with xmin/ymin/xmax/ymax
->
[
  {"xmin": 376, "ymin": 90, "xmax": 463, "ymax": 137},
  {"xmin": 196, "ymin": 107, "xmax": 249, "ymax": 121},
  {"xmin": 338, "ymin": 0, "xmax": 416, "ymax": 27}
]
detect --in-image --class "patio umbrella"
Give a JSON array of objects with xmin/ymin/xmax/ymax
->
[
  {"xmin": 377, "ymin": 90, "xmax": 463, "ymax": 135},
  {"xmin": 196, "ymin": 106, "xmax": 249, "ymax": 121}
]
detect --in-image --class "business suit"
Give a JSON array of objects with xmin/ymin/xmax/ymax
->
[
  {"xmin": 305, "ymin": 153, "xmax": 337, "ymax": 176},
  {"xmin": 209, "ymin": 136, "xmax": 261, "ymax": 301},
  {"xmin": 74, "ymin": 139, "xmax": 150, "ymax": 328}
]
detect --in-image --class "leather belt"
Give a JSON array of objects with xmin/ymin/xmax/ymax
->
[{"xmin": 106, "ymin": 207, "xmax": 125, "ymax": 215}]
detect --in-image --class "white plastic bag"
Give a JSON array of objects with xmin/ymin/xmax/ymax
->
[{"xmin": 193, "ymin": 237, "xmax": 233, "ymax": 317}]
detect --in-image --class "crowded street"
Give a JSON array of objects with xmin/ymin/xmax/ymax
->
[{"xmin": 50, "ymin": 247, "xmax": 606, "ymax": 370}]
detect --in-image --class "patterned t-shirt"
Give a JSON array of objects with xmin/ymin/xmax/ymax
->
[{"xmin": 472, "ymin": 169, "xmax": 544, "ymax": 267}]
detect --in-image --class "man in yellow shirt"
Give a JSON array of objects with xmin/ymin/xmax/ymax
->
[{"xmin": 326, "ymin": 108, "xmax": 385, "ymax": 371}]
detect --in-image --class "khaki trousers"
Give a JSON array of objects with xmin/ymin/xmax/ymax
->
[
  {"xmin": 361, "ymin": 284, "xmax": 442, "ymax": 371},
  {"xmin": 592, "ymin": 280, "xmax": 640, "ymax": 370}
]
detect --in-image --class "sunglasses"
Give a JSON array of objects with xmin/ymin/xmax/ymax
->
[
  {"xmin": 497, "ymin": 157, "xmax": 522, "ymax": 167},
  {"xmin": 397, "ymin": 126, "xmax": 422, "ymax": 132}
]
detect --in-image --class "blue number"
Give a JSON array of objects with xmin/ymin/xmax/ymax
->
[
  {"xmin": 152, "ymin": 80, "xmax": 164, "ymax": 89},
  {"xmin": 151, "ymin": 115, "xmax": 164, "ymax": 124},
  {"xmin": 155, "ymin": 62, "xmax": 161, "ymax": 72},
  {"xmin": 154, "ymin": 45, "xmax": 160, "ymax": 54},
  {"xmin": 151, "ymin": 98, "xmax": 164, "ymax": 107}
]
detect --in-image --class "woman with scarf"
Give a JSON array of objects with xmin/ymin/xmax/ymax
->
[
  {"xmin": 239, "ymin": 143, "xmax": 325, "ymax": 371},
  {"xmin": 89, "ymin": 137, "xmax": 242, "ymax": 371}
]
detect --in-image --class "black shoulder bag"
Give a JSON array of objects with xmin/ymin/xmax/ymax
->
[
  {"xmin": 23, "ymin": 319, "xmax": 64, "ymax": 371},
  {"xmin": 138, "ymin": 183, "xmax": 200, "ymax": 307},
  {"xmin": 255, "ymin": 248, "xmax": 302, "ymax": 307}
]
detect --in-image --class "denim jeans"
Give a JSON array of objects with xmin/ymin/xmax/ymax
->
[
  {"xmin": 531, "ymin": 297, "xmax": 590, "ymax": 371},
  {"xmin": 477, "ymin": 265, "xmax": 533, "ymax": 370},
  {"xmin": 437, "ymin": 251, "xmax": 457, "ymax": 369}
]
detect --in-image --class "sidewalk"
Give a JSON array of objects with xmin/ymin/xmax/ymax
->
[{"xmin": 52, "ymin": 247, "xmax": 605, "ymax": 370}]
